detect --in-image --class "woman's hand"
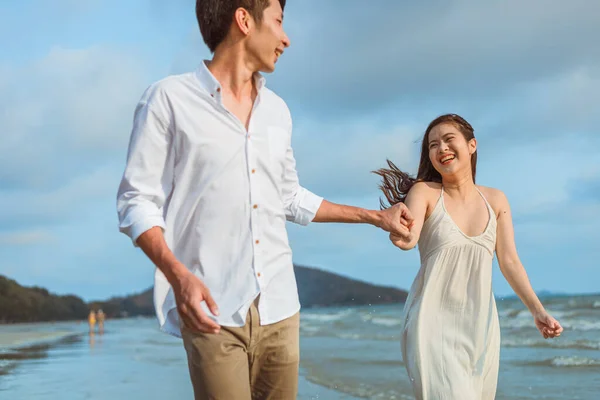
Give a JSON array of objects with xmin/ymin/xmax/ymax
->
[
  {"xmin": 389, "ymin": 231, "xmax": 415, "ymax": 251},
  {"xmin": 533, "ymin": 310, "xmax": 563, "ymax": 339}
]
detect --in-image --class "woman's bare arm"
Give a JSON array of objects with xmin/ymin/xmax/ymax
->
[
  {"xmin": 493, "ymin": 189, "xmax": 563, "ymax": 338},
  {"xmin": 389, "ymin": 182, "xmax": 431, "ymax": 250}
]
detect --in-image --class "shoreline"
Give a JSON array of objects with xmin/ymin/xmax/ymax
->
[
  {"xmin": 298, "ymin": 373, "xmax": 362, "ymax": 400},
  {"xmin": 0, "ymin": 321, "xmax": 85, "ymax": 351},
  {"xmin": 0, "ymin": 322, "xmax": 355, "ymax": 399},
  {"xmin": 0, "ymin": 330, "xmax": 82, "ymax": 350}
]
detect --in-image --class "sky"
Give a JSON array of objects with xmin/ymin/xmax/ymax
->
[{"xmin": 1, "ymin": 1, "xmax": 599, "ymax": 301}]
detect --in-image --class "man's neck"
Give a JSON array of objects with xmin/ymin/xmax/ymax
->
[{"xmin": 208, "ymin": 48, "xmax": 257, "ymax": 101}]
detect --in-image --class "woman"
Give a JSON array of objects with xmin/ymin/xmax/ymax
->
[
  {"xmin": 374, "ymin": 114, "xmax": 563, "ymax": 400},
  {"xmin": 88, "ymin": 310, "xmax": 96, "ymax": 334}
]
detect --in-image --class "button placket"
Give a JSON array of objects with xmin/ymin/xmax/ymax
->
[{"xmin": 246, "ymin": 132, "xmax": 262, "ymax": 284}]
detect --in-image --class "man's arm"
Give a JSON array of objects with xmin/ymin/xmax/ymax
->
[
  {"xmin": 117, "ymin": 92, "xmax": 172, "ymax": 244},
  {"xmin": 137, "ymin": 227, "xmax": 221, "ymax": 334},
  {"xmin": 117, "ymin": 87, "xmax": 220, "ymax": 334},
  {"xmin": 313, "ymin": 199, "xmax": 413, "ymax": 239},
  {"xmin": 279, "ymin": 109, "xmax": 412, "ymax": 236}
]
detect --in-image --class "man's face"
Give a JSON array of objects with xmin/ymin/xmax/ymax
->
[{"xmin": 246, "ymin": 0, "xmax": 290, "ymax": 73}]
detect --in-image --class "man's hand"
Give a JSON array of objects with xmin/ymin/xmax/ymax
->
[
  {"xmin": 135, "ymin": 227, "xmax": 221, "ymax": 334},
  {"xmin": 377, "ymin": 202, "xmax": 414, "ymax": 239},
  {"xmin": 172, "ymin": 269, "xmax": 221, "ymax": 334}
]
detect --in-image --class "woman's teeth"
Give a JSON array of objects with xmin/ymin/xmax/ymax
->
[{"xmin": 440, "ymin": 155, "xmax": 455, "ymax": 164}]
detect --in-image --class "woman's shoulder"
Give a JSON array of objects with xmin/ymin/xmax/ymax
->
[
  {"xmin": 477, "ymin": 185, "xmax": 505, "ymax": 199},
  {"xmin": 477, "ymin": 185, "xmax": 510, "ymax": 212},
  {"xmin": 406, "ymin": 181, "xmax": 441, "ymax": 203},
  {"xmin": 411, "ymin": 181, "xmax": 442, "ymax": 192}
]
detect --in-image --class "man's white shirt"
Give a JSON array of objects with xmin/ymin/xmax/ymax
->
[{"xmin": 117, "ymin": 62, "xmax": 323, "ymax": 337}]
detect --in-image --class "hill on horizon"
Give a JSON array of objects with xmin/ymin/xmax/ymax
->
[{"xmin": 0, "ymin": 265, "xmax": 408, "ymax": 323}]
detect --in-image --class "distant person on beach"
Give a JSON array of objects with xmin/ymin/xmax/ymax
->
[
  {"xmin": 116, "ymin": 1, "xmax": 413, "ymax": 398},
  {"xmin": 375, "ymin": 114, "xmax": 564, "ymax": 400},
  {"xmin": 87, "ymin": 310, "xmax": 96, "ymax": 334},
  {"xmin": 97, "ymin": 309, "xmax": 106, "ymax": 334}
]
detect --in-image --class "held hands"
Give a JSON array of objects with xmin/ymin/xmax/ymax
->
[
  {"xmin": 378, "ymin": 202, "xmax": 414, "ymax": 240},
  {"xmin": 172, "ymin": 269, "xmax": 221, "ymax": 334},
  {"xmin": 533, "ymin": 310, "xmax": 563, "ymax": 339}
]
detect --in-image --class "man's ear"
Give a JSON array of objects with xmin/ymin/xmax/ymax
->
[{"xmin": 233, "ymin": 8, "xmax": 252, "ymax": 36}]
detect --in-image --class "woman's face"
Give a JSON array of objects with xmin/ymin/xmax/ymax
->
[{"xmin": 428, "ymin": 123, "xmax": 476, "ymax": 178}]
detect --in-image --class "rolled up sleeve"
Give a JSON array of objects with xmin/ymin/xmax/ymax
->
[
  {"xmin": 117, "ymin": 87, "xmax": 173, "ymax": 245},
  {"xmin": 280, "ymin": 114, "xmax": 323, "ymax": 226}
]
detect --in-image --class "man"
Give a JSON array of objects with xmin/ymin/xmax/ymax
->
[{"xmin": 116, "ymin": 0, "xmax": 413, "ymax": 398}]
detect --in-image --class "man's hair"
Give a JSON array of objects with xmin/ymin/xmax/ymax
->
[{"xmin": 196, "ymin": 0, "xmax": 287, "ymax": 53}]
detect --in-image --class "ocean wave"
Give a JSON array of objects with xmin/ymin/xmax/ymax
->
[
  {"xmin": 501, "ymin": 317, "xmax": 600, "ymax": 331},
  {"xmin": 0, "ymin": 359, "xmax": 17, "ymax": 376},
  {"xmin": 520, "ymin": 356, "xmax": 600, "ymax": 368},
  {"xmin": 326, "ymin": 356, "xmax": 404, "ymax": 367},
  {"xmin": 336, "ymin": 332, "xmax": 399, "ymax": 342},
  {"xmin": 500, "ymin": 318, "xmax": 532, "ymax": 329},
  {"xmin": 299, "ymin": 324, "xmax": 321, "ymax": 334},
  {"xmin": 0, "ymin": 349, "xmax": 47, "ymax": 361},
  {"xmin": 499, "ymin": 302, "xmax": 600, "ymax": 318},
  {"xmin": 567, "ymin": 298, "xmax": 600, "ymax": 309},
  {"xmin": 498, "ymin": 308, "xmax": 521, "ymax": 318},
  {"xmin": 336, "ymin": 332, "xmax": 362, "ymax": 340},
  {"xmin": 558, "ymin": 319, "xmax": 600, "ymax": 331},
  {"xmin": 300, "ymin": 309, "xmax": 352, "ymax": 323},
  {"xmin": 370, "ymin": 317, "xmax": 403, "ymax": 327},
  {"xmin": 502, "ymin": 337, "xmax": 600, "ymax": 350},
  {"xmin": 359, "ymin": 312, "xmax": 404, "ymax": 326}
]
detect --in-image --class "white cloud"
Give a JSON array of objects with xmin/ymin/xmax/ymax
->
[
  {"xmin": 0, "ymin": 163, "xmax": 122, "ymax": 228},
  {"xmin": 270, "ymin": 0, "xmax": 600, "ymax": 115},
  {"xmin": 0, "ymin": 230, "xmax": 56, "ymax": 246},
  {"xmin": 293, "ymin": 118, "xmax": 419, "ymax": 199},
  {"xmin": 0, "ymin": 46, "xmax": 149, "ymax": 190},
  {"xmin": 477, "ymin": 134, "xmax": 600, "ymax": 215},
  {"xmin": 477, "ymin": 67, "xmax": 600, "ymax": 142}
]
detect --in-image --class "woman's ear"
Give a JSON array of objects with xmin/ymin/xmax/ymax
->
[{"xmin": 468, "ymin": 138, "xmax": 477, "ymax": 155}]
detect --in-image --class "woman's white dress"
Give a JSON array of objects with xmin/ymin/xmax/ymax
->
[{"xmin": 401, "ymin": 187, "xmax": 501, "ymax": 399}]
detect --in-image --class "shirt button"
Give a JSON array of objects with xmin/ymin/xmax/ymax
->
[
  {"xmin": 216, "ymin": 87, "xmax": 221, "ymax": 93},
  {"xmin": 251, "ymin": 169, "xmax": 256, "ymax": 174},
  {"xmin": 253, "ymin": 204, "xmax": 258, "ymax": 209},
  {"xmin": 255, "ymin": 240, "xmax": 260, "ymax": 244},
  {"xmin": 257, "ymin": 272, "xmax": 262, "ymax": 277}
]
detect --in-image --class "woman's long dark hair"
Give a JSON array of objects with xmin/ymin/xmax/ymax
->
[{"xmin": 373, "ymin": 114, "xmax": 477, "ymax": 208}]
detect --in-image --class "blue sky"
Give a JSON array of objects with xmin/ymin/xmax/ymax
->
[{"xmin": 1, "ymin": 0, "xmax": 599, "ymax": 301}]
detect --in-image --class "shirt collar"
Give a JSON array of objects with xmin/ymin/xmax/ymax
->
[{"xmin": 195, "ymin": 60, "xmax": 266, "ymax": 99}]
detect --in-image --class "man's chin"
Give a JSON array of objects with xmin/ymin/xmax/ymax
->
[{"xmin": 260, "ymin": 63, "xmax": 276, "ymax": 74}]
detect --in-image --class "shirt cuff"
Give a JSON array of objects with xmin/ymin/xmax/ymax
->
[
  {"xmin": 120, "ymin": 216, "xmax": 166, "ymax": 247},
  {"xmin": 292, "ymin": 187, "xmax": 323, "ymax": 226}
]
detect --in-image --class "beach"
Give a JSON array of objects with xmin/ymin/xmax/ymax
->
[{"xmin": 1, "ymin": 294, "xmax": 599, "ymax": 399}]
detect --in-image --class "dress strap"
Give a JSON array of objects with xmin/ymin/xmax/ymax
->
[
  {"xmin": 475, "ymin": 187, "xmax": 496, "ymax": 218},
  {"xmin": 475, "ymin": 187, "xmax": 491, "ymax": 207}
]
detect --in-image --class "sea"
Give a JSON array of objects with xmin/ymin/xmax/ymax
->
[{"xmin": 1, "ymin": 294, "xmax": 599, "ymax": 399}]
